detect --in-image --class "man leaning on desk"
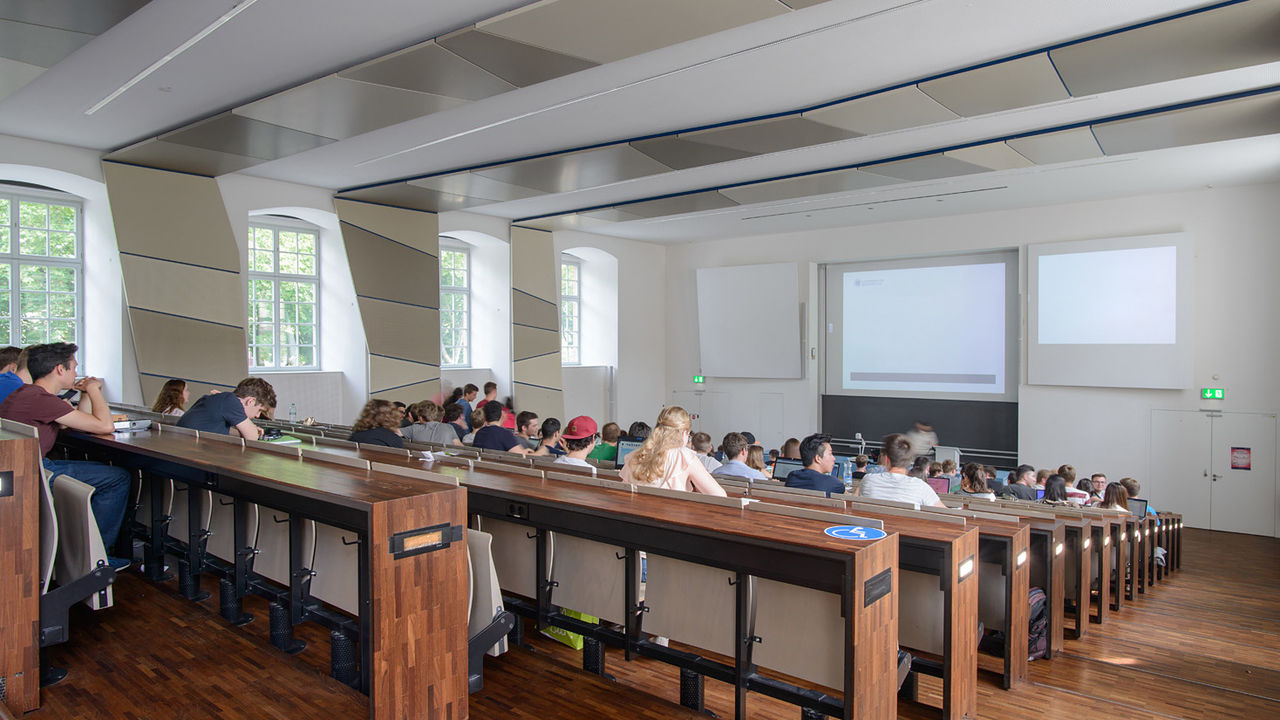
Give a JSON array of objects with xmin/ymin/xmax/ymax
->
[
  {"xmin": 0, "ymin": 342, "xmax": 132, "ymax": 569},
  {"xmin": 178, "ymin": 377, "xmax": 277, "ymax": 440}
]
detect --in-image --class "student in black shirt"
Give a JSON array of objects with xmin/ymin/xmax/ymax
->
[
  {"xmin": 348, "ymin": 399, "xmax": 405, "ymax": 448},
  {"xmin": 784, "ymin": 433, "xmax": 845, "ymax": 495},
  {"xmin": 1000, "ymin": 464, "xmax": 1039, "ymax": 501}
]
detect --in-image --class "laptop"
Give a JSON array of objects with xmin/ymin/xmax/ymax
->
[
  {"xmin": 772, "ymin": 458, "xmax": 804, "ymax": 480},
  {"xmin": 1128, "ymin": 498, "xmax": 1149, "ymax": 519},
  {"xmin": 616, "ymin": 439, "xmax": 643, "ymax": 466},
  {"xmin": 1035, "ymin": 487, "xmax": 1046, "ymax": 500},
  {"xmin": 113, "ymin": 418, "xmax": 152, "ymax": 433}
]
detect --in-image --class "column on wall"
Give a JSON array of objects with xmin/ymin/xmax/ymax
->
[
  {"xmin": 510, "ymin": 226, "xmax": 564, "ymax": 420},
  {"xmin": 333, "ymin": 199, "xmax": 440, "ymax": 403},
  {"xmin": 102, "ymin": 162, "xmax": 247, "ymax": 401}
]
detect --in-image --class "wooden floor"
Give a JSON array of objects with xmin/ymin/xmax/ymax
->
[{"xmin": 24, "ymin": 528, "xmax": 1280, "ymax": 719}]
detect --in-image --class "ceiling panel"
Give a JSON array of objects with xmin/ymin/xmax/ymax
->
[
  {"xmin": 477, "ymin": 0, "xmax": 789, "ymax": 65},
  {"xmin": 1006, "ymin": 127, "xmax": 1103, "ymax": 164},
  {"xmin": 720, "ymin": 167, "xmax": 901, "ymax": 204},
  {"xmin": 678, "ymin": 116, "xmax": 858, "ymax": 154},
  {"xmin": 944, "ymin": 141, "xmax": 1035, "ymax": 171},
  {"xmin": 161, "ymin": 113, "xmax": 334, "ymax": 161},
  {"xmin": 1091, "ymin": 93, "xmax": 1280, "ymax": 155},
  {"xmin": 614, "ymin": 190, "xmax": 738, "ymax": 218},
  {"xmin": 629, "ymin": 136, "xmax": 755, "ymax": 170},
  {"xmin": 335, "ymin": 184, "xmax": 473, "ymax": 213},
  {"xmin": 1051, "ymin": 1, "xmax": 1280, "ymax": 97},
  {"xmin": 861, "ymin": 153, "xmax": 990, "ymax": 182},
  {"xmin": 778, "ymin": 0, "xmax": 829, "ymax": 8},
  {"xmin": 804, "ymin": 85, "xmax": 958, "ymax": 135},
  {"xmin": 104, "ymin": 139, "xmax": 262, "ymax": 177},
  {"xmin": 436, "ymin": 28, "xmax": 598, "ymax": 88},
  {"xmin": 473, "ymin": 144, "xmax": 672, "ymax": 193},
  {"xmin": 519, "ymin": 214, "xmax": 622, "ymax": 232},
  {"xmin": 0, "ymin": 0, "xmax": 151, "ymax": 35},
  {"xmin": 338, "ymin": 40, "xmax": 516, "ymax": 100},
  {"xmin": 408, "ymin": 172, "xmax": 543, "ymax": 203},
  {"xmin": 918, "ymin": 53, "xmax": 1069, "ymax": 117},
  {"xmin": 235, "ymin": 76, "xmax": 467, "ymax": 140},
  {"xmin": 0, "ymin": 56, "xmax": 44, "ymax": 103},
  {"xmin": 0, "ymin": 18, "xmax": 95, "ymax": 68}
]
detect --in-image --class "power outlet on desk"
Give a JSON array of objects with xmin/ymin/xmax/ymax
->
[{"xmin": 506, "ymin": 502, "xmax": 528, "ymax": 519}]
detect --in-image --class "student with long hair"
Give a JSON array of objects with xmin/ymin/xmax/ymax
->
[
  {"xmin": 745, "ymin": 445, "xmax": 772, "ymax": 479},
  {"xmin": 780, "ymin": 437, "xmax": 801, "ymax": 460},
  {"xmin": 348, "ymin": 399, "xmax": 405, "ymax": 448},
  {"xmin": 619, "ymin": 406, "xmax": 725, "ymax": 496},
  {"xmin": 1098, "ymin": 482, "xmax": 1130, "ymax": 513},
  {"xmin": 956, "ymin": 462, "xmax": 997, "ymax": 500},
  {"xmin": 151, "ymin": 378, "xmax": 189, "ymax": 416},
  {"xmin": 1041, "ymin": 474, "xmax": 1072, "ymax": 505}
]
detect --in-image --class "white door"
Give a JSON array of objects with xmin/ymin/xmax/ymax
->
[
  {"xmin": 1209, "ymin": 412, "xmax": 1277, "ymax": 537},
  {"xmin": 1150, "ymin": 410, "xmax": 1212, "ymax": 529}
]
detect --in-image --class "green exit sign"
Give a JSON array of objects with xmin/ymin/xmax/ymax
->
[
  {"xmin": 693, "ymin": 375, "xmax": 705, "ymax": 384},
  {"xmin": 1201, "ymin": 388, "xmax": 1225, "ymax": 400}
]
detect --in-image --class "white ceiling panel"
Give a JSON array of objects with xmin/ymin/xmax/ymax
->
[
  {"xmin": 678, "ymin": 116, "xmax": 857, "ymax": 154},
  {"xmin": 804, "ymin": 85, "xmax": 958, "ymax": 135},
  {"xmin": 944, "ymin": 141, "xmax": 1035, "ymax": 170},
  {"xmin": 918, "ymin": 53, "xmax": 1069, "ymax": 117},
  {"xmin": 1006, "ymin": 127, "xmax": 1103, "ymax": 165},
  {"xmin": 0, "ymin": 56, "xmax": 44, "ymax": 104},
  {"xmin": 477, "ymin": 0, "xmax": 790, "ymax": 64},
  {"xmin": 1092, "ymin": 93, "xmax": 1280, "ymax": 155}
]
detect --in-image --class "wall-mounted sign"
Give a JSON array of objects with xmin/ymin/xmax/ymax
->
[
  {"xmin": 1201, "ymin": 388, "xmax": 1225, "ymax": 400},
  {"xmin": 1230, "ymin": 446, "xmax": 1251, "ymax": 471}
]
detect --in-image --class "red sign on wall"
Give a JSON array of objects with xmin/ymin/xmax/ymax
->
[{"xmin": 1230, "ymin": 446, "xmax": 1251, "ymax": 471}]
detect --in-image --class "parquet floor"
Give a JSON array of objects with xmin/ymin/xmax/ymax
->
[{"xmin": 25, "ymin": 528, "xmax": 1280, "ymax": 719}]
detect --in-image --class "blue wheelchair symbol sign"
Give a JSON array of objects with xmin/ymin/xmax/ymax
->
[{"xmin": 824, "ymin": 525, "xmax": 887, "ymax": 541}]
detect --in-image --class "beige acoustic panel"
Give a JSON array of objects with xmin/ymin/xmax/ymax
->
[
  {"xmin": 679, "ymin": 116, "xmax": 858, "ymax": 155},
  {"xmin": 511, "ymin": 382, "xmax": 563, "ymax": 424},
  {"xmin": 120, "ymin": 254, "xmax": 243, "ymax": 328},
  {"xmin": 370, "ymin": 355, "xmax": 441, "ymax": 396},
  {"xmin": 356, "ymin": 297, "xmax": 440, "ymax": 365},
  {"xmin": 339, "ymin": 221, "xmax": 440, "ymax": 309},
  {"xmin": 1006, "ymin": 127, "xmax": 1103, "ymax": 164},
  {"xmin": 0, "ymin": 56, "xmax": 45, "ymax": 102},
  {"xmin": 778, "ymin": 0, "xmax": 830, "ymax": 8},
  {"xmin": 477, "ymin": 0, "xmax": 788, "ymax": 65},
  {"xmin": 2, "ymin": 0, "xmax": 151, "ymax": 36},
  {"xmin": 0, "ymin": 16, "xmax": 93, "ymax": 68},
  {"xmin": 629, "ymin": 136, "xmax": 755, "ymax": 170},
  {"xmin": 513, "ymin": 325, "xmax": 560, "ymax": 359},
  {"xmin": 437, "ymin": 28, "xmax": 597, "ymax": 88},
  {"xmin": 513, "ymin": 290, "xmax": 559, "ymax": 332},
  {"xmin": 475, "ymin": 145, "xmax": 671, "ymax": 194},
  {"xmin": 720, "ymin": 167, "xmax": 901, "ymax": 204},
  {"xmin": 515, "ymin": 214, "xmax": 619, "ymax": 232},
  {"xmin": 128, "ymin": 308, "xmax": 247, "ymax": 389},
  {"xmin": 862, "ymin": 153, "xmax": 990, "ymax": 182},
  {"xmin": 334, "ymin": 198, "xmax": 439, "ymax": 256},
  {"xmin": 234, "ymin": 76, "xmax": 467, "ymax": 141},
  {"xmin": 103, "ymin": 162, "xmax": 240, "ymax": 272},
  {"xmin": 805, "ymin": 85, "xmax": 959, "ymax": 135},
  {"xmin": 510, "ymin": 226, "xmax": 558, "ymax": 302},
  {"xmin": 409, "ymin": 172, "xmax": 543, "ymax": 204},
  {"xmin": 944, "ymin": 142, "xmax": 1035, "ymax": 171},
  {"xmin": 335, "ymin": 184, "xmax": 471, "ymax": 214},
  {"xmin": 1051, "ymin": 1, "xmax": 1280, "ymax": 97},
  {"xmin": 372, "ymin": 379, "xmax": 440, "ymax": 402},
  {"xmin": 919, "ymin": 53, "xmax": 1069, "ymax": 117},
  {"xmin": 340, "ymin": 40, "xmax": 516, "ymax": 100},
  {"xmin": 513, "ymin": 353, "xmax": 563, "ymax": 389},
  {"xmin": 161, "ymin": 112, "xmax": 334, "ymax": 161},
  {"xmin": 616, "ymin": 191, "xmax": 738, "ymax": 219},
  {"xmin": 104, "ymin": 138, "xmax": 263, "ymax": 177},
  {"xmin": 1091, "ymin": 93, "xmax": 1280, "ymax": 155}
]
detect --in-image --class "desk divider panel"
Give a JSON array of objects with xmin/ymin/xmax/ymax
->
[{"xmin": 301, "ymin": 447, "xmax": 370, "ymax": 470}]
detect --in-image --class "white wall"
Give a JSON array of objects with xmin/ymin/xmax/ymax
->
[{"xmin": 660, "ymin": 182, "xmax": 1280, "ymax": 498}]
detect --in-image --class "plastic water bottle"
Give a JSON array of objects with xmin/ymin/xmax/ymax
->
[{"xmin": 289, "ymin": 403, "xmax": 297, "ymax": 424}]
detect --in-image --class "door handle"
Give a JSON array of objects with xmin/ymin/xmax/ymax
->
[{"xmin": 1211, "ymin": 474, "xmax": 1222, "ymax": 482}]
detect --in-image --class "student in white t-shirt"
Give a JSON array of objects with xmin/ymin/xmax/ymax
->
[
  {"xmin": 856, "ymin": 433, "xmax": 946, "ymax": 508},
  {"xmin": 554, "ymin": 416, "xmax": 598, "ymax": 467}
]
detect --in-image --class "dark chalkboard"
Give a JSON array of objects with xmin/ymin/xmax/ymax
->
[{"xmin": 820, "ymin": 395, "xmax": 1017, "ymax": 453}]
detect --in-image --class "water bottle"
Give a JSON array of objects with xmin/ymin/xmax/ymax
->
[{"xmin": 289, "ymin": 403, "xmax": 297, "ymax": 424}]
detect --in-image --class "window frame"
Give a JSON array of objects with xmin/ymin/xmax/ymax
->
[
  {"xmin": 246, "ymin": 217, "xmax": 321, "ymax": 371},
  {"xmin": 0, "ymin": 185, "xmax": 84, "ymax": 349},
  {"xmin": 439, "ymin": 241, "xmax": 471, "ymax": 368},
  {"xmin": 560, "ymin": 255, "xmax": 581, "ymax": 366}
]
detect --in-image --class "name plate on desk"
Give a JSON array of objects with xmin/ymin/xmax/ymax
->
[{"xmin": 389, "ymin": 523, "xmax": 463, "ymax": 559}]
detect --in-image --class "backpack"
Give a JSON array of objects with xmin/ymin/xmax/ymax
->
[{"xmin": 1028, "ymin": 586, "xmax": 1049, "ymax": 660}]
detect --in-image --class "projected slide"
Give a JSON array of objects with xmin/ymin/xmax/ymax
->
[
  {"xmin": 842, "ymin": 262, "xmax": 1005, "ymax": 394},
  {"xmin": 1038, "ymin": 246, "xmax": 1176, "ymax": 344}
]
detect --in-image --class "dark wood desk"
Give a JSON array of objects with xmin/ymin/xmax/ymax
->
[
  {"xmin": 59, "ymin": 429, "xmax": 469, "ymax": 720},
  {"xmin": 0, "ymin": 431, "xmax": 41, "ymax": 714}
]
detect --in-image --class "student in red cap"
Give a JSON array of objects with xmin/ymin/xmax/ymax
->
[{"xmin": 555, "ymin": 415, "xmax": 597, "ymax": 467}]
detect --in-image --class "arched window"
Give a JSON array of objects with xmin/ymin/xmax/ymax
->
[
  {"xmin": 560, "ymin": 255, "xmax": 581, "ymax": 365},
  {"xmin": 439, "ymin": 241, "xmax": 471, "ymax": 367},
  {"xmin": 247, "ymin": 216, "xmax": 320, "ymax": 368}
]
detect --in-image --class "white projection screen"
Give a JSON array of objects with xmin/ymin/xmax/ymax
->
[
  {"xmin": 696, "ymin": 262, "xmax": 802, "ymax": 379},
  {"xmin": 823, "ymin": 251, "xmax": 1019, "ymax": 401},
  {"xmin": 1028, "ymin": 232, "xmax": 1193, "ymax": 389}
]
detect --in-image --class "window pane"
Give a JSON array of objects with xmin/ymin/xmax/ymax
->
[
  {"xmin": 49, "ymin": 319, "xmax": 74, "ymax": 342},
  {"xmin": 295, "ymin": 283, "xmax": 315, "ymax": 303},
  {"xmin": 252, "ymin": 324, "xmax": 274, "ymax": 344},
  {"xmin": 0, "ymin": 291, "xmax": 9, "ymax": 318},
  {"xmin": 278, "ymin": 231, "xmax": 297, "ymax": 253},
  {"xmin": 19, "ymin": 265, "xmax": 46, "ymax": 290},
  {"xmin": 48, "ymin": 267, "xmax": 74, "ymax": 293},
  {"xmin": 281, "ymin": 304, "xmax": 297, "ymax": 323},
  {"xmin": 253, "ymin": 301, "xmax": 273, "ymax": 322},
  {"xmin": 252, "ymin": 250, "xmax": 274, "ymax": 272},
  {"xmin": 0, "ymin": 199, "xmax": 8, "ymax": 227},
  {"xmin": 0, "ymin": 264, "xmax": 8, "ymax": 291},
  {"xmin": 298, "ymin": 254, "xmax": 315, "ymax": 275},
  {"xmin": 253, "ymin": 347, "xmax": 274, "ymax": 367},
  {"xmin": 297, "ymin": 346, "xmax": 314, "ymax": 366},
  {"xmin": 21, "ymin": 318, "xmax": 46, "ymax": 345},
  {"xmin": 21, "ymin": 292, "xmax": 46, "ymax": 318},
  {"xmin": 279, "ymin": 252, "xmax": 298, "ymax": 274},
  {"xmin": 252, "ymin": 279, "xmax": 273, "ymax": 300},
  {"xmin": 253, "ymin": 227, "xmax": 274, "ymax": 250},
  {"xmin": 297, "ymin": 234, "xmax": 315, "ymax": 255},
  {"xmin": 19, "ymin": 202, "xmax": 46, "ymax": 229},
  {"xmin": 49, "ymin": 205, "xmax": 75, "ymax": 232},
  {"xmin": 298, "ymin": 325, "xmax": 314, "ymax": 345},
  {"xmin": 0, "ymin": 229, "xmax": 9, "ymax": 254},
  {"xmin": 20, "ymin": 229, "xmax": 47, "ymax": 256},
  {"xmin": 49, "ymin": 294, "xmax": 74, "ymax": 318},
  {"xmin": 297, "ymin": 303, "xmax": 314, "ymax": 323}
]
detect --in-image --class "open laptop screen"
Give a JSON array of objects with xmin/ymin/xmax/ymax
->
[
  {"xmin": 616, "ymin": 439, "xmax": 643, "ymax": 466},
  {"xmin": 1128, "ymin": 498, "xmax": 1148, "ymax": 519},
  {"xmin": 772, "ymin": 458, "xmax": 804, "ymax": 480}
]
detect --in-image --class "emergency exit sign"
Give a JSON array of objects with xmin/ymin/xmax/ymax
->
[
  {"xmin": 693, "ymin": 375, "xmax": 705, "ymax": 384},
  {"xmin": 1201, "ymin": 388, "xmax": 1225, "ymax": 400}
]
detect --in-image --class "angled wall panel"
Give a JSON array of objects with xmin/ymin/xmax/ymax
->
[
  {"xmin": 335, "ymin": 199, "xmax": 440, "ymax": 402},
  {"xmin": 102, "ymin": 162, "xmax": 246, "ymax": 402},
  {"xmin": 510, "ymin": 226, "xmax": 563, "ymax": 421}
]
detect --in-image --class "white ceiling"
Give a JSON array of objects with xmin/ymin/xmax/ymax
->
[{"xmin": 0, "ymin": 0, "xmax": 1276, "ymax": 243}]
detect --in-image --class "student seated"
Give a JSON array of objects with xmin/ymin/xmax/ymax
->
[
  {"xmin": 746, "ymin": 445, "xmax": 773, "ymax": 479},
  {"xmin": 587, "ymin": 421, "xmax": 621, "ymax": 461},
  {"xmin": 443, "ymin": 403, "xmax": 467, "ymax": 442},
  {"xmin": 461, "ymin": 408, "xmax": 486, "ymax": 445},
  {"xmin": 475, "ymin": 381, "xmax": 516, "ymax": 429},
  {"xmin": 1058, "ymin": 464, "xmax": 1090, "ymax": 505},
  {"xmin": 619, "ymin": 406, "xmax": 725, "ymax": 496},
  {"xmin": 1000, "ymin": 464, "xmax": 1039, "ymax": 501},
  {"xmin": 784, "ymin": 433, "xmax": 845, "ymax": 495},
  {"xmin": 472, "ymin": 401, "xmax": 529, "ymax": 453},
  {"xmin": 0, "ymin": 345, "xmax": 23, "ymax": 404},
  {"xmin": 856, "ymin": 433, "xmax": 945, "ymax": 507},
  {"xmin": 1119, "ymin": 477, "xmax": 1158, "ymax": 516},
  {"xmin": 1097, "ymin": 483, "xmax": 1130, "ymax": 513},
  {"xmin": 515, "ymin": 410, "xmax": 540, "ymax": 450},
  {"xmin": 955, "ymin": 462, "xmax": 996, "ymax": 500},
  {"xmin": 0, "ymin": 342, "xmax": 130, "ymax": 568},
  {"xmin": 554, "ymin": 416, "xmax": 597, "ymax": 467},
  {"xmin": 780, "ymin": 437, "xmax": 800, "ymax": 460},
  {"xmin": 179, "ymin": 377, "xmax": 276, "ymax": 440},
  {"xmin": 531, "ymin": 417, "xmax": 565, "ymax": 456},
  {"xmin": 850, "ymin": 454, "xmax": 869, "ymax": 480},
  {"xmin": 1087, "ymin": 473, "xmax": 1108, "ymax": 504},
  {"xmin": 151, "ymin": 378, "xmax": 188, "ymax": 416},
  {"xmin": 714, "ymin": 432, "xmax": 768, "ymax": 482},
  {"xmin": 691, "ymin": 431, "xmax": 722, "ymax": 473},
  {"xmin": 348, "ymin": 399, "xmax": 405, "ymax": 448},
  {"xmin": 401, "ymin": 400, "xmax": 462, "ymax": 446},
  {"xmin": 450, "ymin": 384, "xmax": 479, "ymax": 432},
  {"xmin": 1040, "ymin": 474, "xmax": 1072, "ymax": 506},
  {"xmin": 627, "ymin": 420, "xmax": 651, "ymax": 442}
]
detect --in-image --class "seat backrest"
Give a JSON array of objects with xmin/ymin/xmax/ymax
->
[
  {"xmin": 467, "ymin": 529, "xmax": 508, "ymax": 657},
  {"xmin": 753, "ymin": 579, "xmax": 845, "ymax": 691},
  {"xmin": 480, "ymin": 517, "xmax": 551, "ymax": 601},
  {"xmin": 2, "ymin": 419, "xmax": 57, "ymax": 594},
  {"xmin": 48, "ymin": 474, "xmax": 113, "ymax": 609},
  {"xmin": 550, "ymin": 533, "xmax": 633, "ymax": 625}
]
